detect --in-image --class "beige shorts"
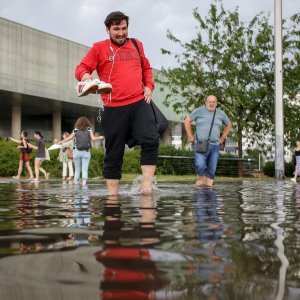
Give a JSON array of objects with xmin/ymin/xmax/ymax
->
[{"xmin": 35, "ymin": 157, "xmax": 45, "ymax": 161}]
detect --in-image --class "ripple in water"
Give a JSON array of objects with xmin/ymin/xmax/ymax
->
[{"xmin": 0, "ymin": 179, "xmax": 299, "ymax": 300}]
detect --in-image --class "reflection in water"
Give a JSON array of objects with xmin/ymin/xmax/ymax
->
[
  {"xmin": 296, "ymin": 183, "xmax": 300, "ymax": 211},
  {"xmin": 71, "ymin": 186, "xmax": 92, "ymax": 246},
  {"xmin": 96, "ymin": 194, "xmax": 177, "ymax": 300},
  {"xmin": 192, "ymin": 188, "xmax": 227, "ymax": 299},
  {"xmin": 237, "ymin": 181, "xmax": 299, "ymax": 300},
  {"xmin": 194, "ymin": 188, "xmax": 223, "ymax": 247},
  {"xmin": 0, "ymin": 180, "xmax": 299, "ymax": 299},
  {"xmin": 271, "ymin": 184, "xmax": 289, "ymax": 300}
]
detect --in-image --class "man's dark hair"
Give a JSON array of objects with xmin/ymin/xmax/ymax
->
[{"xmin": 104, "ymin": 11, "xmax": 129, "ymax": 29}]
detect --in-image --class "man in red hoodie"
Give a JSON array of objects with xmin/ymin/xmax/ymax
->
[{"xmin": 75, "ymin": 11, "xmax": 158, "ymax": 195}]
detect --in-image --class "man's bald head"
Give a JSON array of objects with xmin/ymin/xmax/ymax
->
[{"xmin": 205, "ymin": 95, "xmax": 218, "ymax": 111}]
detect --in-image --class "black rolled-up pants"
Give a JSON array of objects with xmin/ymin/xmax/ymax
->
[{"xmin": 101, "ymin": 99, "xmax": 160, "ymax": 180}]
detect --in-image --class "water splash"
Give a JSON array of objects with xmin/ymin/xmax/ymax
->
[{"xmin": 129, "ymin": 175, "xmax": 159, "ymax": 195}]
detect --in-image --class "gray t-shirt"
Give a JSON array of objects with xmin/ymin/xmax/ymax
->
[
  {"xmin": 36, "ymin": 138, "xmax": 46, "ymax": 158},
  {"xmin": 189, "ymin": 106, "xmax": 230, "ymax": 144}
]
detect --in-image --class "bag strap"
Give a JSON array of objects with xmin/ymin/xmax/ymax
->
[
  {"xmin": 130, "ymin": 38, "xmax": 144, "ymax": 69},
  {"xmin": 130, "ymin": 38, "xmax": 140, "ymax": 56},
  {"xmin": 196, "ymin": 109, "xmax": 217, "ymax": 142}
]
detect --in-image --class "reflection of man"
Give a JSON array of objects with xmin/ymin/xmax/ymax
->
[
  {"xmin": 96, "ymin": 194, "xmax": 166, "ymax": 299},
  {"xmin": 95, "ymin": 247, "xmax": 169, "ymax": 300},
  {"xmin": 194, "ymin": 189, "xmax": 224, "ymax": 299},
  {"xmin": 96, "ymin": 193, "xmax": 189, "ymax": 300},
  {"xmin": 75, "ymin": 11, "xmax": 158, "ymax": 195},
  {"xmin": 184, "ymin": 95, "xmax": 232, "ymax": 187},
  {"xmin": 102, "ymin": 195, "xmax": 160, "ymax": 246},
  {"xmin": 194, "ymin": 189, "xmax": 223, "ymax": 246}
]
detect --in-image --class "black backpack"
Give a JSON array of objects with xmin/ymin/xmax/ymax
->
[{"xmin": 75, "ymin": 129, "xmax": 91, "ymax": 150}]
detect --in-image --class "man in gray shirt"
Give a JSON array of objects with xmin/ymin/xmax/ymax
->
[{"xmin": 184, "ymin": 95, "xmax": 232, "ymax": 187}]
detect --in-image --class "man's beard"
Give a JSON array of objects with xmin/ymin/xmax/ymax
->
[{"xmin": 111, "ymin": 36, "xmax": 127, "ymax": 46}]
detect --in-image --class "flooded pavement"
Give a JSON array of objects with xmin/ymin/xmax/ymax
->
[{"xmin": 0, "ymin": 178, "xmax": 299, "ymax": 300}]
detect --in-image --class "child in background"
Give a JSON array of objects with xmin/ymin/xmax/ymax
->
[
  {"xmin": 57, "ymin": 132, "xmax": 74, "ymax": 180},
  {"xmin": 291, "ymin": 140, "xmax": 300, "ymax": 182},
  {"xmin": 9, "ymin": 131, "xmax": 34, "ymax": 180}
]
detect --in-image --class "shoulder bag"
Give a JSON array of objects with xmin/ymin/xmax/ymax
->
[{"xmin": 126, "ymin": 38, "xmax": 169, "ymax": 148}]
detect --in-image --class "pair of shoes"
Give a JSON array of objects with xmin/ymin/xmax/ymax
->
[
  {"xmin": 94, "ymin": 79, "xmax": 113, "ymax": 95},
  {"xmin": 290, "ymin": 177, "xmax": 297, "ymax": 182},
  {"xmin": 62, "ymin": 177, "xmax": 66, "ymax": 180},
  {"xmin": 12, "ymin": 176, "xmax": 20, "ymax": 180},
  {"xmin": 32, "ymin": 178, "xmax": 39, "ymax": 182},
  {"xmin": 66, "ymin": 176, "xmax": 73, "ymax": 180},
  {"xmin": 76, "ymin": 79, "xmax": 112, "ymax": 97},
  {"xmin": 45, "ymin": 173, "xmax": 49, "ymax": 180}
]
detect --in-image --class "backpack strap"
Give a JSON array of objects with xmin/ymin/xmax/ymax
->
[
  {"xmin": 130, "ymin": 38, "xmax": 140, "ymax": 56},
  {"xmin": 130, "ymin": 38, "xmax": 143, "ymax": 69}
]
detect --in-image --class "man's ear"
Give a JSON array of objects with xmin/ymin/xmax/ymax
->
[{"xmin": 106, "ymin": 27, "xmax": 109, "ymax": 35}]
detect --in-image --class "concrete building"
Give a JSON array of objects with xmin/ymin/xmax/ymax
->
[{"xmin": 0, "ymin": 17, "xmax": 184, "ymax": 143}]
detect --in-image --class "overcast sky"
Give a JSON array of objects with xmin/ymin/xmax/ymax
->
[{"xmin": 1, "ymin": 0, "xmax": 299, "ymax": 69}]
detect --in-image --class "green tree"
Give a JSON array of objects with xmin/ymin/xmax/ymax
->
[
  {"xmin": 158, "ymin": 1, "xmax": 300, "ymax": 167},
  {"xmin": 282, "ymin": 13, "xmax": 300, "ymax": 148}
]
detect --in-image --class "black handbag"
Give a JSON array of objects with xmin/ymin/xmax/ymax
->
[
  {"xmin": 195, "ymin": 109, "xmax": 216, "ymax": 153},
  {"xmin": 126, "ymin": 101, "xmax": 169, "ymax": 148},
  {"xmin": 196, "ymin": 141, "xmax": 209, "ymax": 153},
  {"xmin": 130, "ymin": 38, "xmax": 169, "ymax": 135},
  {"xmin": 126, "ymin": 38, "xmax": 169, "ymax": 147},
  {"xmin": 150, "ymin": 101, "xmax": 169, "ymax": 136}
]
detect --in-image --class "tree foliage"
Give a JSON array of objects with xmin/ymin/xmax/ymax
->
[{"xmin": 157, "ymin": 0, "xmax": 300, "ymax": 156}]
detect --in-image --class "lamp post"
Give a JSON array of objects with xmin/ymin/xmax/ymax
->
[{"xmin": 274, "ymin": 0, "xmax": 285, "ymax": 179}]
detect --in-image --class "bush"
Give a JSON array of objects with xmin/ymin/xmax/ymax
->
[
  {"xmin": 89, "ymin": 148, "xmax": 105, "ymax": 178},
  {"xmin": 263, "ymin": 160, "xmax": 294, "ymax": 177},
  {"xmin": 0, "ymin": 138, "xmax": 23, "ymax": 177},
  {"xmin": 157, "ymin": 145, "xmax": 194, "ymax": 175},
  {"xmin": 285, "ymin": 161, "xmax": 294, "ymax": 177},
  {"xmin": 123, "ymin": 149, "xmax": 141, "ymax": 174},
  {"xmin": 0, "ymin": 138, "xmax": 106, "ymax": 178},
  {"xmin": 0, "ymin": 139, "xmax": 263, "ymax": 178},
  {"xmin": 156, "ymin": 144, "xmax": 244, "ymax": 176}
]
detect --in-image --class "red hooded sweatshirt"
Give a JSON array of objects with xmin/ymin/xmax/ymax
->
[{"xmin": 75, "ymin": 38, "xmax": 155, "ymax": 107}]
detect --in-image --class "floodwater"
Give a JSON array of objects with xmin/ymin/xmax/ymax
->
[{"xmin": 0, "ymin": 178, "xmax": 299, "ymax": 300}]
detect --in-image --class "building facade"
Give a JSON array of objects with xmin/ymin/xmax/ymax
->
[{"xmin": 0, "ymin": 17, "xmax": 184, "ymax": 143}]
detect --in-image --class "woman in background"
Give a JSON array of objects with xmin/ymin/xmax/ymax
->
[
  {"xmin": 58, "ymin": 117, "xmax": 103, "ymax": 185},
  {"xmin": 28, "ymin": 131, "xmax": 49, "ymax": 182},
  {"xmin": 291, "ymin": 139, "xmax": 300, "ymax": 182},
  {"xmin": 9, "ymin": 131, "xmax": 34, "ymax": 180}
]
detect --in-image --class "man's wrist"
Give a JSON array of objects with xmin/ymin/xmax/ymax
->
[{"xmin": 81, "ymin": 73, "xmax": 91, "ymax": 81}]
